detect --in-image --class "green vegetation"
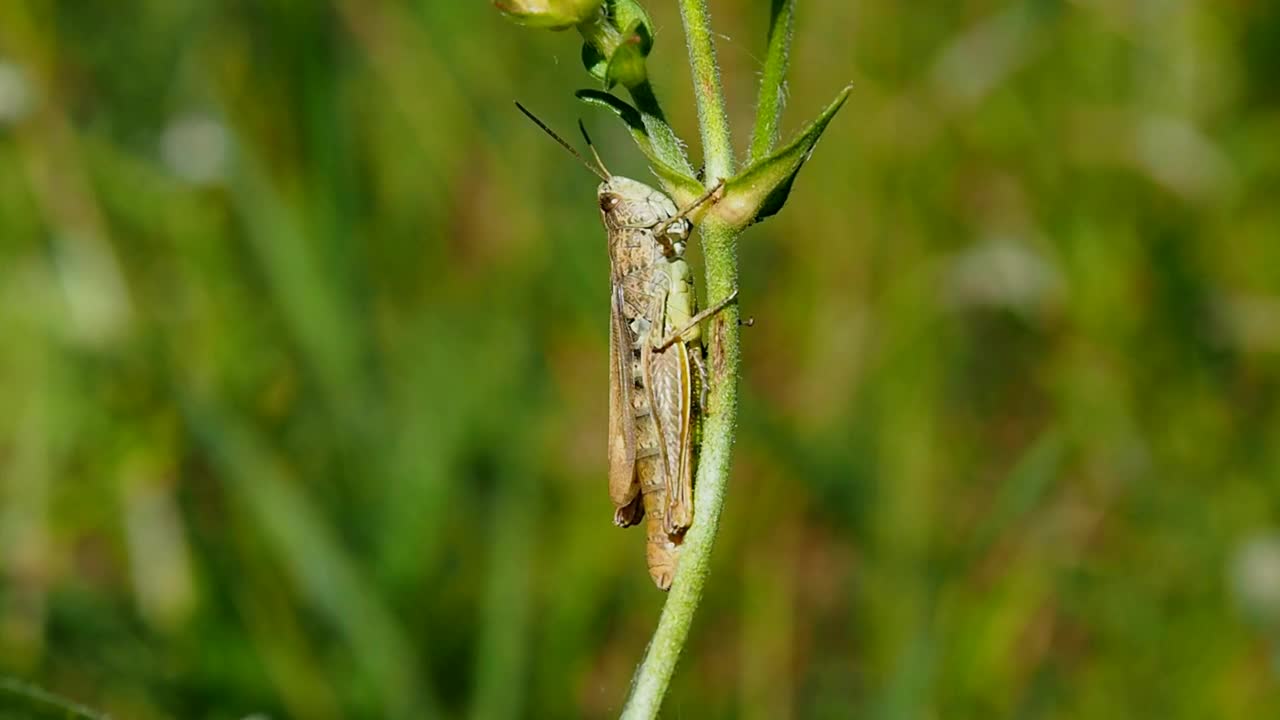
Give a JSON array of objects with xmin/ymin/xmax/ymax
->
[{"xmin": 2, "ymin": 1, "xmax": 1279, "ymax": 718}]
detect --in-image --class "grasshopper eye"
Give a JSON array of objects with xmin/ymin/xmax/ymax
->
[{"xmin": 599, "ymin": 194, "xmax": 621, "ymax": 212}]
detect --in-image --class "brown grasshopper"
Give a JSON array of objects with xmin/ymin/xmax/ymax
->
[{"xmin": 516, "ymin": 103, "xmax": 735, "ymax": 589}]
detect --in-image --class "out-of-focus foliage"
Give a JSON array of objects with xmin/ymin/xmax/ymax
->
[{"xmin": 1, "ymin": 1, "xmax": 1279, "ymax": 718}]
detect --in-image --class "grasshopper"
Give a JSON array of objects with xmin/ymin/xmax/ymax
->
[{"xmin": 516, "ymin": 103, "xmax": 736, "ymax": 590}]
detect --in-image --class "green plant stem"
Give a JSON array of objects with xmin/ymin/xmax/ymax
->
[
  {"xmin": 748, "ymin": 0, "xmax": 795, "ymax": 164},
  {"xmin": 677, "ymin": 0, "xmax": 735, "ymax": 183},
  {"xmin": 621, "ymin": 220, "xmax": 740, "ymax": 720},
  {"xmin": 621, "ymin": 2, "xmax": 741, "ymax": 716}
]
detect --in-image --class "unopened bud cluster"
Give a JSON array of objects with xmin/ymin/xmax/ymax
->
[
  {"xmin": 493, "ymin": 0, "xmax": 602, "ymax": 30},
  {"xmin": 496, "ymin": 0, "xmax": 654, "ymax": 89}
]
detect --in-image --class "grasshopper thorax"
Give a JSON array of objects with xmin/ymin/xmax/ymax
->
[{"xmin": 597, "ymin": 176, "xmax": 691, "ymax": 257}]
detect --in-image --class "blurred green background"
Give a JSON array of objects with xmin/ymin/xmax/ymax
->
[{"xmin": 2, "ymin": 0, "xmax": 1280, "ymax": 717}]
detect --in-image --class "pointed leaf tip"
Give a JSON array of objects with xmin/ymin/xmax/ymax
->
[
  {"xmin": 575, "ymin": 89, "xmax": 702, "ymax": 198},
  {"xmin": 714, "ymin": 84, "xmax": 851, "ymax": 229}
]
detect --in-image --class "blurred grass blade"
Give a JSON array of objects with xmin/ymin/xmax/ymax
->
[
  {"xmin": 468, "ymin": 458, "xmax": 537, "ymax": 720},
  {"xmin": 969, "ymin": 428, "xmax": 1066, "ymax": 558},
  {"xmin": 182, "ymin": 398, "xmax": 438, "ymax": 719},
  {"xmin": 227, "ymin": 144, "xmax": 370, "ymax": 428},
  {"xmin": 716, "ymin": 84, "xmax": 851, "ymax": 228},
  {"xmin": 0, "ymin": 677, "xmax": 109, "ymax": 720},
  {"xmin": 875, "ymin": 622, "xmax": 935, "ymax": 720}
]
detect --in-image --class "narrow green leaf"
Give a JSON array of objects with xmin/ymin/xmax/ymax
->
[
  {"xmin": 575, "ymin": 89, "xmax": 703, "ymax": 199},
  {"xmin": 625, "ymin": 80, "xmax": 697, "ymax": 179},
  {"xmin": 575, "ymin": 88, "xmax": 644, "ymax": 131},
  {"xmin": 714, "ymin": 84, "xmax": 851, "ymax": 228},
  {"xmin": 747, "ymin": 0, "xmax": 796, "ymax": 164}
]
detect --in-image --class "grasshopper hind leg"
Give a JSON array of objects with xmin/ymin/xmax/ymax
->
[{"xmin": 691, "ymin": 349, "xmax": 709, "ymax": 415}]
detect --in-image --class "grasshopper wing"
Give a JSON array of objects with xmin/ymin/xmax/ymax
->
[
  {"xmin": 647, "ymin": 338, "xmax": 694, "ymax": 535},
  {"xmin": 609, "ymin": 285, "xmax": 643, "ymax": 527}
]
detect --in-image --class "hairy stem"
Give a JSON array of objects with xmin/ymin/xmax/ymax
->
[
  {"xmin": 621, "ymin": 220, "xmax": 740, "ymax": 720},
  {"xmin": 677, "ymin": 0, "xmax": 735, "ymax": 183},
  {"xmin": 621, "ymin": 1, "xmax": 741, "ymax": 716}
]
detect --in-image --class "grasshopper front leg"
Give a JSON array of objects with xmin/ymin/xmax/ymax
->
[{"xmin": 653, "ymin": 288, "xmax": 740, "ymax": 351}]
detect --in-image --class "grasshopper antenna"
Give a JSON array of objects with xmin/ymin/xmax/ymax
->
[
  {"xmin": 576, "ymin": 120, "xmax": 612, "ymax": 179},
  {"xmin": 514, "ymin": 102, "xmax": 610, "ymax": 181}
]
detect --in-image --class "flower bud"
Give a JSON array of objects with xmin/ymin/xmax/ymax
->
[
  {"xmin": 604, "ymin": 35, "xmax": 648, "ymax": 88},
  {"xmin": 494, "ymin": 0, "xmax": 603, "ymax": 30},
  {"xmin": 580, "ymin": 1, "xmax": 654, "ymax": 89}
]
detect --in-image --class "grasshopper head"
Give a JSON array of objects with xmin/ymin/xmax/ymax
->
[{"xmin": 597, "ymin": 177, "xmax": 689, "ymax": 255}]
